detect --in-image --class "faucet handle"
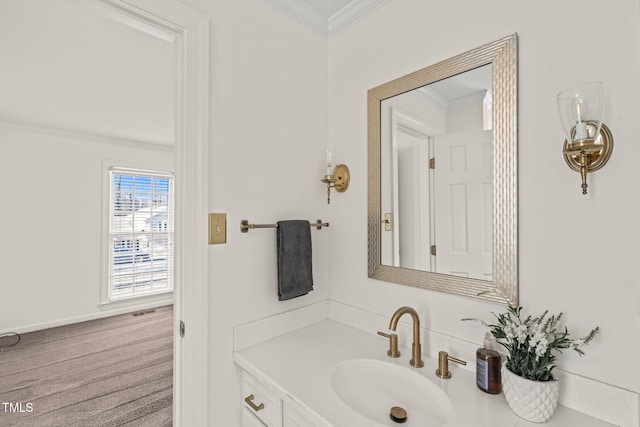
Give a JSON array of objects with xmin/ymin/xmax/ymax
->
[
  {"xmin": 377, "ymin": 331, "xmax": 401, "ymax": 358},
  {"xmin": 436, "ymin": 350, "xmax": 467, "ymax": 379}
]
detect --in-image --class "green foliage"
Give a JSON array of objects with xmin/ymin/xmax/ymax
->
[{"xmin": 463, "ymin": 305, "xmax": 599, "ymax": 382}]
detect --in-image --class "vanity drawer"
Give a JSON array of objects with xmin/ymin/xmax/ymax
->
[
  {"xmin": 242, "ymin": 407, "xmax": 268, "ymax": 427},
  {"xmin": 242, "ymin": 373, "xmax": 282, "ymax": 427},
  {"xmin": 283, "ymin": 404, "xmax": 319, "ymax": 427}
]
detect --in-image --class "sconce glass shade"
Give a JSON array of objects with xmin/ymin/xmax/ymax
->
[
  {"xmin": 320, "ymin": 147, "xmax": 350, "ymax": 204},
  {"xmin": 556, "ymin": 81, "xmax": 613, "ymax": 195},
  {"xmin": 556, "ymin": 82, "xmax": 604, "ymax": 150},
  {"xmin": 324, "ymin": 147, "xmax": 338, "ymax": 176}
]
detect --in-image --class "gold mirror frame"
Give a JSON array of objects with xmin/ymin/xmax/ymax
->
[{"xmin": 367, "ymin": 34, "xmax": 518, "ymax": 306}]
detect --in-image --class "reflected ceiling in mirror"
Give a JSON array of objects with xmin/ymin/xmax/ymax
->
[{"xmin": 368, "ymin": 34, "xmax": 518, "ymax": 305}]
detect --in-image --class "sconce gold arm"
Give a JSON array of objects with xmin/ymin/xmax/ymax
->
[
  {"xmin": 321, "ymin": 164, "xmax": 350, "ymax": 204},
  {"xmin": 562, "ymin": 121, "xmax": 614, "ymax": 195}
]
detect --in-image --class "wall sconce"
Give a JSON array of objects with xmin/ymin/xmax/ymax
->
[
  {"xmin": 556, "ymin": 81, "xmax": 614, "ymax": 195},
  {"xmin": 321, "ymin": 148, "xmax": 350, "ymax": 204}
]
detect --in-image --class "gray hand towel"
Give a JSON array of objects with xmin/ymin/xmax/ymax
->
[{"xmin": 277, "ymin": 220, "xmax": 313, "ymax": 301}]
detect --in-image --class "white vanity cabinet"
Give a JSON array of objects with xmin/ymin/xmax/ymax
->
[
  {"xmin": 240, "ymin": 370, "xmax": 324, "ymax": 427},
  {"xmin": 242, "ymin": 409, "xmax": 268, "ymax": 427},
  {"xmin": 241, "ymin": 372, "xmax": 282, "ymax": 427},
  {"xmin": 282, "ymin": 404, "xmax": 319, "ymax": 427}
]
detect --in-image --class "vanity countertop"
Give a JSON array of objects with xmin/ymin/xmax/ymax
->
[{"xmin": 233, "ymin": 319, "xmax": 614, "ymax": 427}]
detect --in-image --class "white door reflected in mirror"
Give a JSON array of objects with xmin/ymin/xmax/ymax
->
[{"xmin": 380, "ymin": 65, "xmax": 493, "ymax": 281}]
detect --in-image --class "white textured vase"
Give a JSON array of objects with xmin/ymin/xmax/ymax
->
[{"xmin": 502, "ymin": 366, "xmax": 560, "ymax": 423}]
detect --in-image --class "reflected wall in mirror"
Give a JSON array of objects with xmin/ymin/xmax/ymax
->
[{"xmin": 368, "ymin": 34, "xmax": 518, "ymax": 305}]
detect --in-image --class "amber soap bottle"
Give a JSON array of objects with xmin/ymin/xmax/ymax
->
[{"xmin": 476, "ymin": 333, "xmax": 502, "ymax": 394}]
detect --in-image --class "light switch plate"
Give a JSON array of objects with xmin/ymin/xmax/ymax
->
[
  {"xmin": 384, "ymin": 213, "xmax": 392, "ymax": 231},
  {"xmin": 209, "ymin": 213, "xmax": 227, "ymax": 244}
]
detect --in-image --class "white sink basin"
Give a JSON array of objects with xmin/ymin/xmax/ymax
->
[{"xmin": 331, "ymin": 359, "xmax": 453, "ymax": 426}]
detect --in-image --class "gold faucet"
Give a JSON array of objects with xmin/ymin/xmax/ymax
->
[
  {"xmin": 376, "ymin": 331, "xmax": 400, "ymax": 358},
  {"xmin": 436, "ymin": 351, "xmax": 467, "ymax": 378},
  {"xmin": 389, "ymin": 306, "xmax": 424, "ymax": 368}
]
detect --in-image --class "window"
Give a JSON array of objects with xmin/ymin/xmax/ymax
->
[{"xmin": 107, "ymin": 167, "xmax": 174, "ymax": 301}]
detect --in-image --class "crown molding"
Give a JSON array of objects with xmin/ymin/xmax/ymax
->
[
  {"xmin": 263, "ymin": 0, "xmax": 390, "ymax": 38},
  {"xmin": 328, "ymin": 0, "xmax": 390, "ymax": 37},
  {"xmin": 263, "ymin": 0, "xmax": 326, "ymax": 36},
  {"xmin": 0, "ymin": 118, "xmax": 174, "ymax": 151}
]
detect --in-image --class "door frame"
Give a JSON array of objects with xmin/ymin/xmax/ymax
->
[
  {"xmin": 390, "ymin": 107, "xmax": 434, "ymax": 270},
  {"xmin": 98, "ymin": 1, "xmax": 210, "ymax": 425}
]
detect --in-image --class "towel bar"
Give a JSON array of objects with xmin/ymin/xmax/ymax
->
[{"xmin": 240, "ymin": 219, "xmax": 329, "ymax": 233}]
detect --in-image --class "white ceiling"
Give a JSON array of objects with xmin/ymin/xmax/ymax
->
[
  {"xmin": 0, "ymin": 0, "xmax": 388, "ymax": 145},
  {"xmin": 427, "ymin": 64, "xmax": 493, "ymax": 103},
  {"xmin": 304, "ymin": 0, "xmax": 355, "ymax": 17},
  {"xmin": 263, "ymin": 0, "xmax": 390, "ymax": 38},
  {"xmin": 0, "ymin": 0, "xmax": 175, "ymax": 145}
]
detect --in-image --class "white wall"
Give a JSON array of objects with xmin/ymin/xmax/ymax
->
[
  {"xmin": 177, "ymin": 0, "xmax": 330, "ymax": 425},
  {"xmin": 328, "ymin": 0, "xmax": 640, "ymax": 397},
  {"xmin": 0, "ymin": 0, "xmax": 176, "ymax": 332},
  {"xmin": 0, "ymin": 124, "xmax": 174, "ymax": 331}
]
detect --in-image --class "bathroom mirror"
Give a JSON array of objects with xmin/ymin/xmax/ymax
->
[{"xmin": 367, "ymin": 34, "xmax": 518, "ymax": 305}]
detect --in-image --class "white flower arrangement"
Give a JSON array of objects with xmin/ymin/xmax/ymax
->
[{"xmin": 464, "ymin": 305, "xmax": 599, "ymax": 382}]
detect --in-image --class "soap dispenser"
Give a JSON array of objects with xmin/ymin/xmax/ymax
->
[{"xmin": 476, "ymin": 332, "xmax": 501, "ymax": 394}]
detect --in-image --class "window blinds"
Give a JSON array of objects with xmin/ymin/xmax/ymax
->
[{"xmin": 109, "ymin": 168, "xmax": 174, "ymax": 301}]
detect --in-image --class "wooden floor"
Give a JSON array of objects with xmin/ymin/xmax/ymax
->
[{"xmin": 0, "ymin": 305, "xmax": 173, "ymax": 427}]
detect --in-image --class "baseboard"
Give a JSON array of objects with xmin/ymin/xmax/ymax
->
[{"xmin": 9, "ymin": 297, "xmax": 174, "ymax": 334}]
